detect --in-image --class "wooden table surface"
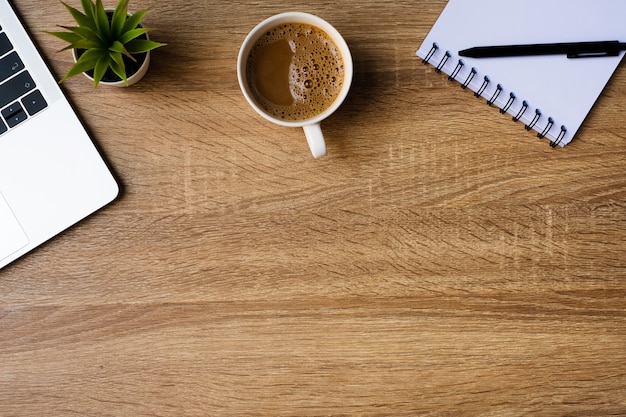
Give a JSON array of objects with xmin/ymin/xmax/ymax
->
[{"xmin": 2, "ymin": 1, "xmax": 626, "ymax": 415}]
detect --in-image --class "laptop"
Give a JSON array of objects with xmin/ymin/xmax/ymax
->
[{"xmin": 0, "ymin": 0, "xmax": 119, "ymax": 269}]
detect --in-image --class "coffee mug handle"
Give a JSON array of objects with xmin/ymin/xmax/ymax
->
[{"xmin": 303, "ymin": 123, "xmax": 327, "ymax": 158}]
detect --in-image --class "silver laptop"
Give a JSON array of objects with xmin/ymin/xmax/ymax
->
[{"xmin": 0, "ymin": 0, "xmax": 119, "ymax": 269}]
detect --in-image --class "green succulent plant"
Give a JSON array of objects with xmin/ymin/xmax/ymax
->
[{"xmin": 46, "ymin": 0, "xmax": 165, "ymax": 87}]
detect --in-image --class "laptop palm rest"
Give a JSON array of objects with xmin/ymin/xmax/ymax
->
[{"xmin": 0, "ymin": 191, "xmax": 29, "ymax": 261}]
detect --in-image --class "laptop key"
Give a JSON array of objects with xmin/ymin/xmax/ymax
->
[
  {"xmin": 0, "ymin": 118, "xmax": 7, "ymax": 135},
  {"xmin": 0, "ymin": 51, "xmax": 24, "ymax": 82},
  {"xmin": 2, "ymin": 101, "xmax": 27, "ymax": 128},
  {"xmin": 22, "ymin": 89, "xmax": 47, "ymax": 115},
  {"xmin": 0, "ymin": 70, "xmax": 35, "ymax": 108},
  {"xmin": 0, "ymin": 32, "xmax": 11, "ymax": 56}
]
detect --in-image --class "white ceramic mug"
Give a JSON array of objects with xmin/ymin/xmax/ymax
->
[{"xmin": 237, "ymin": 12, "xmax": 353, "ymax": 158}]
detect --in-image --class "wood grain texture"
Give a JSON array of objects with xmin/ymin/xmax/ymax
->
[{"xmin": 2, "ymin": 1, "xmax": 626, "ymax": 416}]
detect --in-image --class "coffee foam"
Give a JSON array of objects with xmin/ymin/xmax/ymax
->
[{"xmin": 246, "ymin": 23, "xmax": 345, "ymax": 121}]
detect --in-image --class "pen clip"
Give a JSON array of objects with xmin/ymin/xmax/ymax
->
[
  {"xmin": 567, "ymin": 41, "xmax": 624, "ymax": 58},
  {"xmin": 568, "ymin": 51, "xmax": 620, "ymax": 58}
]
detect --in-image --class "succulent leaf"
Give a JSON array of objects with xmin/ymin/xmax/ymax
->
[
  {"xmin": 93, "ymin": 0, "xmax": 111, "ymax": 41},
  {"xmin": 79, "ymin": 0, "xmax": 96, "ymax": 24},
  {"xmin": 45, "ymin": 30, "xmax": 84, "ymax": 46},
  {"xmin": 109, "ymin": 40, "xmax": 134, "ymax": 60},
  {"xmin": 109, "ymin": 51, "xmax": 127, "ymax": 80},
  {"xmin": 61, "ymin": 2, "xmax": 93, "ymax": 30},
  {"xmin": 122, "ymin": 9, "xmax": 147, "ymax": 33},
  {"xmin": 110, "ymin": 0, "xmax": 128, "ymax": 39},
  {"xmin": 119, "ymin": 27, "xmax": 148, "ymax": 44},
  {"xmin": 92, "ymin": 54, "xmax": 112, "ymax": 87},
  {"xmin": 59, "ymin": 48, "xmax": 101, "ymax": 82},
  {"xmin": 125, "ymin": 38, "xmax": 165, "ymax": 54}
]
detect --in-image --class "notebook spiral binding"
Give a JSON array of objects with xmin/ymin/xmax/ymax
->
[{"xmin": 422, "ymin": 43, "xmax": 568, "ymax": 147}]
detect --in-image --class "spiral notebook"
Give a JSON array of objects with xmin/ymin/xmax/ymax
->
[{"xmin": 416, "ymin": 0, "xmax": 626, "ymax": 147}]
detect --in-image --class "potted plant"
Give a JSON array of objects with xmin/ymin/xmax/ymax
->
[{"xmin": 46, "ymin": 0, "xmax": 165, "ymax": 87}]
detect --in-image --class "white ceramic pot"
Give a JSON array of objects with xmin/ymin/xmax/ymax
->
[{"xmin": 71, "ymin": 46, "xmax": 151, "ymax": 87}]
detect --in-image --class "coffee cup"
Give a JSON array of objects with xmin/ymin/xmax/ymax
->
[{"xmin": 237, "ymin": 12, "xmax": 353, "ymax": 158}]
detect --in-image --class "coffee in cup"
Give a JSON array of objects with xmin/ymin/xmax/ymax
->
[
  {"xmin": 238, "ymin": 13, "xmax": 353, "ymax": 158},
  {"xmin": 246, "ymin": 22, "xmax": 345, "ymax": 121}
]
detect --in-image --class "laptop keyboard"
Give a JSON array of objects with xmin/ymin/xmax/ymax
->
[{"xmin": 0, "ymin": 25, "xmax": 48, "ymax": 136}]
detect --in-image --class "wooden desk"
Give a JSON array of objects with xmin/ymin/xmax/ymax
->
[{"xmin": 2, "ymin": 1, "xmax": 625, "ymax": 415}]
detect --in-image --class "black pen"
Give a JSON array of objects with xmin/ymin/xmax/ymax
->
[{"xmin": 459, "ymin": 40, "xmax": 626, "ymax": 59}]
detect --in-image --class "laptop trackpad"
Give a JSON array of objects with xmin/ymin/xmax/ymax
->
[{"xmin": 0, "ymin": 191, "xmax": 29, "ymax": 262}]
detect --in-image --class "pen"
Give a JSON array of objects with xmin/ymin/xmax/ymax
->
[{"xmin": 459, "ymin": 40, "xmax": 626, "ymax": 59}]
